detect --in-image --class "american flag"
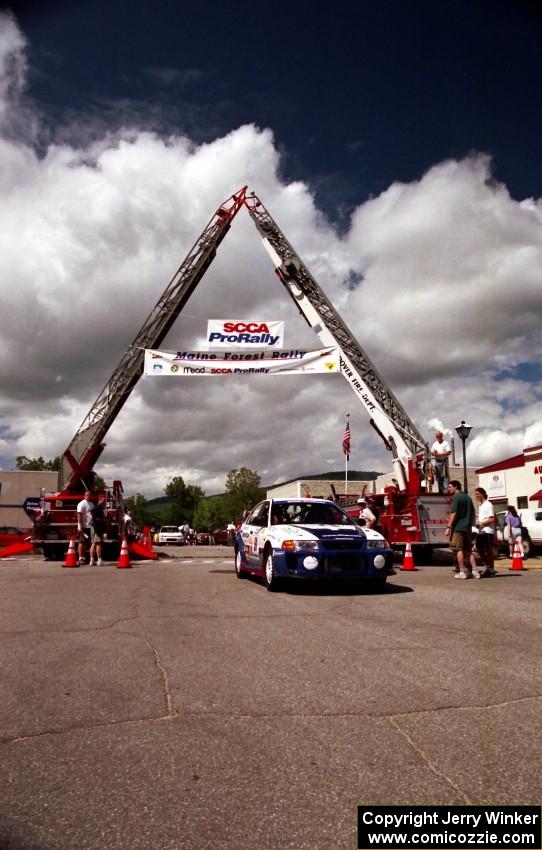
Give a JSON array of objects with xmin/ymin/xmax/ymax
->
[{"xmin": 342, "ymin": 415, "xmax": 351, "ymax": 460}]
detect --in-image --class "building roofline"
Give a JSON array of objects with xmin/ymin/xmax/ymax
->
[{"xmin": 476, "ymin": 453, "xmax": 525, "ymax": 474}]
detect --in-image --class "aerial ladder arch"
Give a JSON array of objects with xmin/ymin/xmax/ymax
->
[{"xmin": 33, "ymin": 184, "xmax": 444, "ymax": 561}]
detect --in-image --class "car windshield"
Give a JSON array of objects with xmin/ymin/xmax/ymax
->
[
  {"xmin": 271, "ymin": 501, "xmax": 354, "ymax": 526},
  {"xmin": 162, "ymin": 526, "xmax": 179, "ymax": 533}
]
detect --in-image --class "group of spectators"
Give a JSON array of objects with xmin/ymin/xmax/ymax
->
[
  {"xmin": 76, "ymin": 489, "xmax": 107, "ymax": 566},
  {"xmin": 76, "ymin": 492, "xmax": 138, "ymax": 565},
  {"xmin": 354, "ymin": 428, "xmax": 523, "ymax": 580},
  {"xmin": 446, "ymin": 481, "xmax": 523, "ymax": 579}
]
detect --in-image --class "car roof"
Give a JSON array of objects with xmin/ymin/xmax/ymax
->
[{"xmin": 271, "ymin": 498, "xmax": 333, "ymax": 504}]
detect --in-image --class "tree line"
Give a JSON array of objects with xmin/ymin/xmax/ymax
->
[{"xmin": 125, "ymin": 467, "xmax": 264, "ymax": 531}]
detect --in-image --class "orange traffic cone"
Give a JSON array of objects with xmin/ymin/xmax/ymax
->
[
  {"xmin": 143, "ymin": 526, "xmax": 153, "ymax": 551},
  {"xmin": 400, "ymin": 542, "xmax": 416, "ymax": 571},
  {"xmin": 63, "ymin": 537, "xmax": 79, "ymax": 568},
  {"xmin": 117, "ymin": 536, "xmax": 132, "ymax": 569},
  {"xmin": 510, "ymin": 539, "xmax": 524, "ymax": 571},
  {"xmin": 0, "ymin": 540, "xmax": 33, "ymax": 558}
]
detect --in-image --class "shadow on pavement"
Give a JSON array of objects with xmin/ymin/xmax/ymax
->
[{"xmin": 215, "ymin": 571, "xmax": 414, "ymax": 596}]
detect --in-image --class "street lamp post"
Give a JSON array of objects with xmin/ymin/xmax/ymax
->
[{"xmin": 455, "ymin": 420, "xmax": 472, "ymax": 493}]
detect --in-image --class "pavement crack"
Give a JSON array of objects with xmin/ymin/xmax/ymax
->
[
  {"xmin": 386, "ymin": 691, "xmax": 542, "ymax": 719},
  {"xmin": 388, "ymin": 716, "xmax": 472, "ymax": 804},
  {"xmin": 143, "ymin": 638, "xmax": 176, "ymax": 717},
  {"xmin": 1, "ymin": 713, "xmax": 175, "ymax": 746}
]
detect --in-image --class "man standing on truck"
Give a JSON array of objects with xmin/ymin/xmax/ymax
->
[
  {"xmin": 77, "ymin": 490, "xmax": 95, "ymax": 566},
  {"xmin": 431, "ymin": 430, "xmax": 452, "ymax": 494}
]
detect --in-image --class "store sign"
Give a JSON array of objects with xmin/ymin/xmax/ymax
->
[
  {"xmin": 487, "ymin": 472, "xmax": 506, "ymax": 498},
  {"xmin": 23, "ymin": 497, "xmax": 42, "ymax": 519},
  {"xmin": 207, "ymin": 320, "xmax": 284, "ymax": 348}
]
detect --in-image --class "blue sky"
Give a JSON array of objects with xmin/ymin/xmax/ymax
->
[
  {"xmin": 1, "ymin": 1, "xmax": 541, "ymax": 495},
  {"xmin": 15, "ymin": 0, "xmax": 542, "ymax": 215}
]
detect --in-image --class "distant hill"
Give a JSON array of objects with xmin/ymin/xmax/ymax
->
[
  {"xmin": 146, "ymin": 495, "xmax": 175, "ymax": 518},
  {"xmin": 147, "ymin": 491, "xmax": 226, "ymax": 516}
]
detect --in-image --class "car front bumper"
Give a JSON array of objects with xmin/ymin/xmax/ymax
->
[{"xmin": 272, "ymin": 548, "xmax": 394, "ymax": 579}]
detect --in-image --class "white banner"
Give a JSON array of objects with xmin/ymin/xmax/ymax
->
[
  {"xmin": 206, "ymin": 319, "xmax": 284, "ymax": 348},
  {"xmin": 144, "ymin": 347, "xmax": 339, "ymax": 376}
]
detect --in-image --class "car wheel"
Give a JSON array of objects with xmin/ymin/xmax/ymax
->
[
  {"xmin": 234, "ymin": 549, "xmax": 246, "ymax": 579},
  {"xmin": 521, "ymin": 537, "xmax": 532, "ymax": 559},
  {"xmin": 264, "ymin": 549, "xmax": 281, "ymax": 592}
]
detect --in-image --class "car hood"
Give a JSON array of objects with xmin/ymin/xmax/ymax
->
[{"xmin": 268, "ymin": 524, "xmax": 365, "ymax": 542}]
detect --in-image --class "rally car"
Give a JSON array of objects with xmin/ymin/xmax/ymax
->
[{"xmin": 234, "ymin": 498, "xmax": 394, "ymax": 591}]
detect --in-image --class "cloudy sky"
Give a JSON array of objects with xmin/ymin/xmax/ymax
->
[{"xmin": 1, "ymin": 1, "xmax": 541, "ymax": 498}]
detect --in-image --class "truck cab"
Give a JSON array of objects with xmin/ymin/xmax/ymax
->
[{"xmin": 31, "ymin": 482, "xmax": 124, "ymax": 561}]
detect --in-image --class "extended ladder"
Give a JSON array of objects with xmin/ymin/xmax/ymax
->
[
  {"xmin": 60, "ymin": 188, "xmax": 248, "ymax": 490},
  {"xmin": 244, "ymin": 191, "xmax": 427, "ymax": 476}
]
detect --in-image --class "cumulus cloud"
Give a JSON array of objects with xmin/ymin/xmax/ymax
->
[
  {"xmin": 0, "ymin": 12, "xmax": 25, "ymax": 128},
  {"xmin": 0, "ymin": 13, "xmax": 541, "ymax": 496}
]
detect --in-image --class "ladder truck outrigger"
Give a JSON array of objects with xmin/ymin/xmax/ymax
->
[{"xmin": 32, "ymin": 186, "xmax": 448, "ymax": 560}]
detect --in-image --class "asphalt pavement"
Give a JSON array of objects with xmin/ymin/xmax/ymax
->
[{"xmin": 1, "ymin": 547, "xmax": 541, "ymax": 850}]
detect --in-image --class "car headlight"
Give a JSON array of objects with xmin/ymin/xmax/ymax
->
[
  {"xmin": 367, "ymin": 539, "xmax": 389, "ymax": 549},
  {"xmin": 282, "ymin": 539, "xmax": 319, "ymax": 552}
]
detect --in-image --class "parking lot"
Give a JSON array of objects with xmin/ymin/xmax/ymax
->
[{"xmin": 1, "ymin": 548, "xmax": 541, "ymax": 850}]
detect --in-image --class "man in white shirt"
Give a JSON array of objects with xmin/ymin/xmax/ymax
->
[
  {"xmin": 474, "ymin": 486, "xmax": 497, "ymax": 577},
  {"xmin": 77, "ymin": 490, "xmax": 95, "ymax": 565},
  {"xmin": 227, "ymin": 521, "xmax": 236, "ymax": 545},
  {"xmin": 431, "ymin": 430, "xmax": 452, "ymax": 494}
]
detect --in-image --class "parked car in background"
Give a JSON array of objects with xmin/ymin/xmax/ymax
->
[
  {"xmin": 235, "ymin": 498, "xmax": 394, "ymax": 591},
  {"xmin": 0, "ymin": 526, "xmax": 31, "ymax": 548},
  {"xmin": 157, "ymin": 526, "xmax": 185, "ymax": 546},
  {"xmin": 212, "ymin": 528, "xmax": 229, "ymax": 546},
  {"xmin": 195, "ymin": 532, "xmax": 211, "ymax": 545}
]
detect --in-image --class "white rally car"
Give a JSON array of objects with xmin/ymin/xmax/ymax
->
[
  {"xmin": 157, "ymin": 525, "xmax": 185, "ymax": 545},
  {"xmin": 234, "ymin": 498, "xmax": 394, "ymax": 591}
]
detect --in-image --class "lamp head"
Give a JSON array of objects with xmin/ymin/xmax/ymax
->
[{"xmin": 455, "ymin": 420, "xmax": 472, "ymax": 441}]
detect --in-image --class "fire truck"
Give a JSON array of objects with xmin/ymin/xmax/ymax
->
[{"xmin": 32, "ymin": 186, "xmax": 447, "ymax": 560}]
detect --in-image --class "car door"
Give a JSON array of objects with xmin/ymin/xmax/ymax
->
[{"xmin": 241, "ymin": 502, "xmax": 270, "ymax": 569}]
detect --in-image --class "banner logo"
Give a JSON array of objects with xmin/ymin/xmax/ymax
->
[{"xmin": 207, "ymin": 319, "xmax": 284, "ymax": 348}]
